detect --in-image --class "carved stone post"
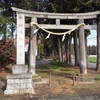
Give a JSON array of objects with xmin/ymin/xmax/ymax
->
[
  {"xmin": 4, "ymin": 12, "xmax": 34, "ymax": 95},
  {"xmin": 16, "ymin": 13, "xmax": 25, "ymax": 64},
  {"xmin": 29, "ymin": 17, "xmax": 37, "ymax": 75},
  {"xmin": 79, "ymin": 19, "xmax": 87, "ymax": 74},
  {"xmin": 96, "ymin": 15, "xmax": 100, "ymax": 70}
]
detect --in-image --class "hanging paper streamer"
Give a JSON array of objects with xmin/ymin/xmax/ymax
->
[
  {"xmin": 45, "ymin": 33, "xmax": 50, "ymax": 39},
  {"xmin": 62, "ymin": 34, "xmax": 66, "ymax": 41},
  {"xmin": 68, "ymin": 32, "xmax": 71, "ymax": 35},
  {"xmin": 33, "ymin": 29, "xmax": 39, "ymax": 34}
]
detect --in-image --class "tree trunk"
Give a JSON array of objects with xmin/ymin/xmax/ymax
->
[
  {"xmin": 58, "ymin": 39, "xmax": 62, "ymax": 62},
  {"xmin": 74, "ymin": 32, "xmax": 79, "ymax": 66},
  {"xmin": 96, "ymin": 15, "xmax": 100, "ymax": 70},
  {"xmin": 68, "ymin": 34, "xmax": 72, "ymax": 65},
  {"xmin": 77, "ymin": 36, "xmax": 80, "ymax": 65},
  {"xmin": 61, "ymin": 40, "xmax": 63, "ymax": 62},
  {"xmin": 65, "ymin": 35, "xmax": 69, "ymax": 64},
  {"xmin": 3, "ymin": 24, "xmax": 7, "ymax": 41}
]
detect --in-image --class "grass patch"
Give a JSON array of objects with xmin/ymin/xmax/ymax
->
[
  {"xmin": 58, "ymin": 67, "xmax": 73, "ymax": 71},
  {"xmin": 47, "ymin": 65, "xmax": 59, "ymax": 69},
  {"xmin": 38, "ymin": 64, "xmax": 79, "ymax": 74},
  {"xmin": 36, "ymin": 60, "xmax": 80, "ymax": 78},
  {"xmin": 95, "ymin": 75, "xmax": 100, "ymax": 80},
  {"xmin": 88, "ymin": 57, "xmax": 97, "ymax": 63},
  {"xmin": 37, "ymin": 63, "xmax": 80, "ymax": 78}
]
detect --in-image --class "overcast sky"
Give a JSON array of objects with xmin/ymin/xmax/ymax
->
[{"xmin": 87, "ymin": 30, "xmax": 97, "ymax": 46}]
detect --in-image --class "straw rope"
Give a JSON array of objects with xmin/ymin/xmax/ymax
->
[{"xmin": 30, "ymin": 22, "xmax": 85, "ymax": 35}]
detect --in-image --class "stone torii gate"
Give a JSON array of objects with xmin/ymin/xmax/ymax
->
[{"xmin": 4, "ymin": 7, "xmax": 100, "ymax": 94}]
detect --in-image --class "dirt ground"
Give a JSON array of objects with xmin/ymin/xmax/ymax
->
[{"xmin": 1, "ymin": 67, "xmax": 100, "ymax": 100}]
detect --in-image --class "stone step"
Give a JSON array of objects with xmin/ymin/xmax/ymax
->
[
  {"xmin": 32, "ymin": 74, "xmax": 39, "ymax": 77},
  {"xmin": 33, "ymin": 78, "xmax": 49, "ymax": 85},
  {"xmin": 32, "ymin": 76, "xmax": 41, "ymax": 82},
  {"xmin": 76, "ymin": 74, "xmax": 94, "ymax": 83}
]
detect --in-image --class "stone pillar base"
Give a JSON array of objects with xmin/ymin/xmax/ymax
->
[
  {"xmin": 4, "ymin": 73, "xmax": 35, "ymax": 94},
  {"xmin": 4, "ymin": 65, "xmax": 35, "ymax": 94},
  {"xmin": 76, "ymin": 74, "xmax": 94, "ymax": 82}
]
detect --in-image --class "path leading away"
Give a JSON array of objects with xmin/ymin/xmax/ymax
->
[
  {"xmin": 72, "ymin": 59, "xmax": 96, "ymax": 69},
  {"xmin": 71, "ymin": 59, "xmax": 96, "ymax": 69},
  {"xmin": 36, "ymin": 59, "xmax": 96, "ymax": 69},
  {"xmin": 88, "ymin": 62, "xmax": 96, "ymax": 69},
  {"xmin": 36, "ymin": 59, "xmax": 52, "ymax": 65}
]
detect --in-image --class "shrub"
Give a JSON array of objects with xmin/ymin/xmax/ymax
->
[
  {"xmin": 95, "ymin": 75, "xmax": 100, "ymax": 81},
  {"xmin": 0, "ymin": 40, "xmax": 16, "ymax": 70},
  {"xmin": 40, "ymin": 43, "xmax": 44, "ymax": 55},
  {"xmin": 50, "ymin": 60, "xmax": 58, "ymax": 66}
]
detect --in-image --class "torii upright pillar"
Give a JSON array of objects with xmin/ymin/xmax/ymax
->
[
  {"xmin": 79, "ymin": 19, "xmax": 87, "ymax": 74},
  {"xmin": 29, "ymin": 17, "xmax": 37, "ymax": 75},
  {"xmin": 96, "ymin": 15, "xmax": 100, "ymax": 70}
]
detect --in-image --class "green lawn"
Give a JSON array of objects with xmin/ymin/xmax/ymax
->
[
  {"xmin": 88, "ymin": 57, "xmax": 97, "ymax": 63},
  {"xmin": 72, "ymin": 55, "xmax": 97, "ymax": 63}
]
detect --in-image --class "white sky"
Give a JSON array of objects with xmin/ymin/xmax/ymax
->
[
  {"xmin": 71, "ymin": 30, "xmax": 97, "ymax": 46},
  {"xmin": 87, "ymin": 30, "xmax": 97, "ymax": 46}
]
